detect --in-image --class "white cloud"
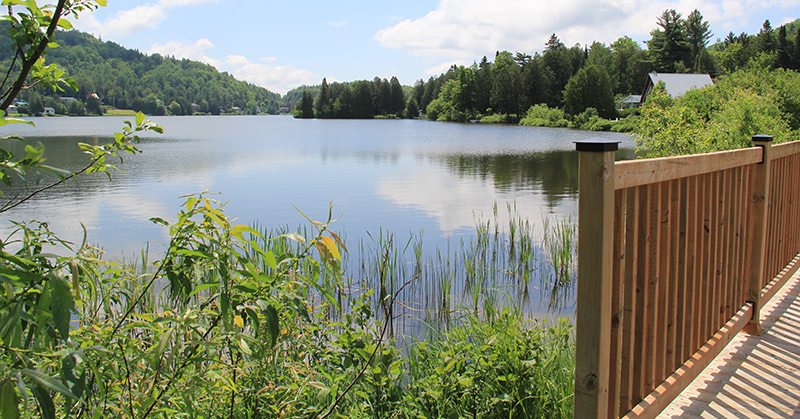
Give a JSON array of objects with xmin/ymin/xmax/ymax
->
[
  {"xmin": 229, "ymin": 61, "xmax": 316, "ymax": 95},
  {"xmin": 374, "ymin": 0, "xmax": 798, "ymax": 58},
  {"xmin": 149, "ymin": 38, "xmax": 222, "ymax": 67},
  {"xmin": 330, "ymin": 20, "xmax": 348, "ymax": 27},
  {"xmin": 77, "ymin": 0, "xmax": 218, "ymax": 36},
  {"xmin": 148, "ymin": 39, "xmax": 314, "ymax": 94}
]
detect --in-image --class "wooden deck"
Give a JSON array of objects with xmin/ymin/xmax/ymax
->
[{"xmin": 659, "ymin": 269, "xmax": 800, "ymax": 418}]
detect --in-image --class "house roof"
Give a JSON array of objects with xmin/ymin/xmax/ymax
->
[{"xmin": 647, "ymin": 73, "xmax": 713, "ymax": 98}]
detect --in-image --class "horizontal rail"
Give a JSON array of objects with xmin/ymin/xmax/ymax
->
[
  {"xmin": 771, "ymin": 140, "xmax": 800, "ymax": 159},
  {"xmin": 614, "ymin": 147, "xmax": 762, "ymax": 190}
]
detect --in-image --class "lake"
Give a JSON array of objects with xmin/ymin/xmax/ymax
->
[{"xmin": 0, "ymin": 115, "xmax": 634, "ymax": 333}]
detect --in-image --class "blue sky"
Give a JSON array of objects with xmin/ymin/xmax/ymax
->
[{"xmin": 70, "ymin": 0, "xmax": 800, "ymax": 95}]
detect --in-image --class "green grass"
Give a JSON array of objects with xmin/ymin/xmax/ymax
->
[{"xmin": 104, "ymin": 108, "xmax": 138, "ymax": 116}]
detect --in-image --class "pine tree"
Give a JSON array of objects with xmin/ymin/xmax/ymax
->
[
  {"xmin": 295, "ymin": 90, "xmax": 314, "ymax": 118},
  {"xmin": 685, "ymin": 10, "xmax": 712, "ymax": 72},
  {"xmin": 777, "ymin": 26, "xmax": 791, "ymax": 68},
  {"xmin": 648, "ymin": 9, "xmax": 690, "ymax": 72}
]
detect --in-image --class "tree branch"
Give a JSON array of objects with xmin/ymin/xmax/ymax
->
[{"xmin": 0, "ymin": 0, "xmax": 68, "ymax": 112}]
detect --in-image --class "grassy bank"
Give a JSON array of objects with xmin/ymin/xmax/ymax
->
[{"xmin": 1, "ymin": 195, "xmax": 575, "ymax": 418}]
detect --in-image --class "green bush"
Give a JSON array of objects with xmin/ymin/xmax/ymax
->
[
  {"xmin": 633, "ymin": 68, "xmax": 800, "ymax": 157},
  {"xmin": 520, "ymin": 104, "xmax": 569, "ymax": 127}
]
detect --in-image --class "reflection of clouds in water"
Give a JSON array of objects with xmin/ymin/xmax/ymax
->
[
  {"xmin": 223, "ymin": 150, "xmax": 310, "ymax": 178},
  {"xmin": 0, "ymin": 186, "xmax": 172, "ymax": 260},
  {"xmin": 376, "ymin": 165, "xmax": 572, "ymax": 235}
]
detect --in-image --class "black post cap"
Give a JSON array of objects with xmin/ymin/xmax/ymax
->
[
  {"xmin": 574, "ymin": 138, "xmax": 621, "ymax": 152},
  {"xmin": 752, "ymin": 134, "xmax": 773, "ymax": 143}
]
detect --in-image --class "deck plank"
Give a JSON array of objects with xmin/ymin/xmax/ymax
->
[{"xmin": 658, "ymin": 269, "xmax": 800, "ymax": 418}]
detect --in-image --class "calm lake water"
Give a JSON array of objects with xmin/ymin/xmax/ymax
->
[{"xmin": 0, "ymin": 115, "xmax": 634, "ymax": 331}]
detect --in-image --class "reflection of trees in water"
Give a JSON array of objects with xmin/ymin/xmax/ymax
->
[
  {"xmin": 440, "ymin": 151, "xmax": 578, "ymax": 208},
  {"xmin": 440, "ymin": 149, "xmax": 635, "ymax": 208}
]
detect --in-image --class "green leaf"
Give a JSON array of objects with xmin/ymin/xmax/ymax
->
[
  {"xmin": 149, "ymin": 217, "xmax": 169, "ymax": 226},
  {"xmin": 22, "ymin": 370, "xmax": 76, "ymax": 400},
  {"xmin": 0, "ymin": 116, "xmax": 34, "ymax": 127},
  {"xmin": 230, "ymin": 224, "xmax": 259, "ymax": 240},
  {"xmin": 237, "ymin": 337, "xmax": 252, "ymax": 356},
  {"xmin": 265, "ymin": 304, "xmax": 279, "ymax": 348},
  {"xmin": 135, "ymin": 111, "xmax": 144, "ymax": 126},
  {"xmin": 50, "ymin": 276, "xmax": 74, "ymax": 341},
  {"xmin": 29, "ymin": 384, "xmax": 55, "ymax": 419},
  {"xmin": 0, "ymin": 380, "xmax": 19, "ymax": 419}
]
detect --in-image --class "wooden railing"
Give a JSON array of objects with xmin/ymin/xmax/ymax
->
[{"xmin": 574, "ymin": 136, "xmax": 800, "ymax": 419}]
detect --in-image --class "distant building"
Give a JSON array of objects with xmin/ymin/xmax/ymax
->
[
  {"xmin": 59, "ymin": 96, "xmax": 77, "ymax": 103},
  {"xmin": 278, "ymin": 106, "xmax": 290, "ymax": 114},
  {"xmin": 191, "ymin": 103, "xmax": 199, "ymax": 113},
  {"xmin": 618, "ymin": 95, "xmax": 642, "ymax": 110},
  {"xmin": 641, "ymin": 72, "xmax": 713, "ymax": 104},
  {"xmin": 7, "ymin": 105, "xmax": 18, "ymax": 114},
  {"xmin": 43, "ymin": 107, "xmax": 55, "ymax": 115}
]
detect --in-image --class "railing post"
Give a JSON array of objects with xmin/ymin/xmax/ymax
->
[
  {"xmin": 744, "ymin": 134, "xmax": 772, "ymax": 335},
  {"xmin": 574, "ymin": 138, "xmax": 619, "ymax": 418}
]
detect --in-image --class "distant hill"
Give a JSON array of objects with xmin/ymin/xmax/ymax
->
[{"xmin": 0, "ymin": 29, "xmax": 283, "ymax": 115}]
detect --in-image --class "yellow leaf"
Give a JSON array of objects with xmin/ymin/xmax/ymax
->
[
  {"xmin": 320, "ymin": 236, "xmax": 341, "ymax": 260},
  {"xmin": 233, "ymin": 315, "xmax": 244, "ymax": 328}
]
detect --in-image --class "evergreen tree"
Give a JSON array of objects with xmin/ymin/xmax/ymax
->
[
  {"xmin": 648, "ymin": 9, "xmax": 690, "ymax": 72},
  {"xmin": 389, "ymin": 76, "xmax": 405, "ymax": 115},
  {"xmin": 777, "ymin": 26, "xmax": 791, "ymax": 68},
  {"xmin": 474, "ymin": 56, "xmax": 492, "ymax": 113},
  {"xmin": 757, "ymin": 20, "xmax": 776, "ymax": 53},
  {"xmin": 685, "ymin": 9, "xmax": 712, "ymax": 72},
  {"xmin": 295, "ymin": 90, "xmax": 314, "ymax": 118},
  {"xmin": 794, "ymin": 31, "xmax": 800, "ymax": 70},
  {"xmin": 315, "ymin": 78, "xmax": 330, "ymax": 118}
]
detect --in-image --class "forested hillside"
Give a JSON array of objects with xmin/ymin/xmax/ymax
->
[{"xmin": 0, "ymin": 29, "xmax": 282, "ymax": 115}]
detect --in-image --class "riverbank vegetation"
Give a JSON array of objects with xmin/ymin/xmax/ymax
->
[{"xmin": 634, "ymin": 67, "xmax": 800, "ymax": 157}]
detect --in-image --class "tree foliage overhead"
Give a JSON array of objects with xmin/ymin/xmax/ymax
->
[{"xmin": 0, "ymin": 29, "xmax": 282, "ymax": 115}]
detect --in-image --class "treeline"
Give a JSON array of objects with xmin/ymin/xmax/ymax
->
[
  {"xmin": 412, "ymin": 10, "xmax": 800, "ymax": 124},
  {"xmin": 294, "ymin": 10, "xmax": 800, "ymax": 126},
  {"xmin": 293, "ymin": 77, "xmax": 407, "ymax": 119},
  {"xmin": 0, "ymin": 29, "xmax": 282, "ymax": 115}
]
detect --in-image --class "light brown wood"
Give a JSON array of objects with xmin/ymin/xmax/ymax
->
[
  {"xmin": 685, "ymin": 176, "xmax": 698, "ymax": 361},
  {"xmin": 633, "ymin": 185, "xmax": 650, "ymax": 404},
  {"xmin": 657, "ymin": 181, "xmax": 670, "ymax": 381},
  {"xmin": 574, "ymin": 144, "xmax": 617, "ymax": 418},
  {"xmin": 744, "ymin": 137, "xmax": 772, "ymax": 335},
  {"xmin": 621, "ymin": 187, "xmax": 640, "ymax": 412},
  {"xmin": 615, "ymin": 148, "xmax": 762, "ymax": 190},
  {"xmin": 623, "ymin": 302, "xmax": 753, "ymax": 419},
  {"xmin": 579, "ymin": 138, "xmax": 800, "ymax": 419},
  {"xmin": 759, "ymin": 252, "xmax": 800, "ymax": 308},
  {"xmin": 770, "ymin": 138, "xmax": 800, "ymax": 159},
  {"xmin": 609, "ymin": 189, "xmax": 626, "ymax": 419},
  {"xmin": 659, "ymin": 270, "xmax": 800, "ymax": 419},
  {"xmin": 646, "ymin": 182, "xmax": 661, "ymax": 393}
]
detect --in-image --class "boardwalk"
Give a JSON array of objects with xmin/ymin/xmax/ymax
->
[{"xmin": 659, "ymin": 270, "xmax": 800, "ymax": 418}]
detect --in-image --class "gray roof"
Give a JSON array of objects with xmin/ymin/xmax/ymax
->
[{"xmin": 648, "ymin": 73, "xmax": 713, "ymax": 98}]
